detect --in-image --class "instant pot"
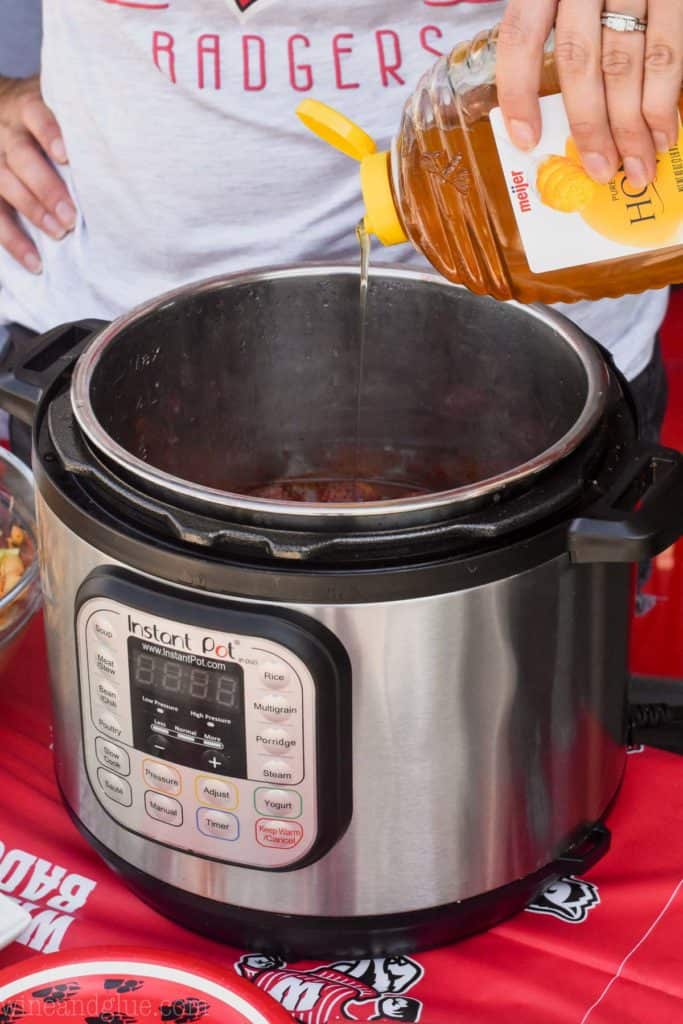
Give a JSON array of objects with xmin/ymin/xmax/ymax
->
[{"xmin": 1, "ymin": 266, "xmax": 682, "ymax": 958}]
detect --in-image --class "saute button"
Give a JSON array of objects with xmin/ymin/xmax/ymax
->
[
  {"xmin": 95, "ymin": 646, "xmax": 117, "ymax": 677},
  {"xmin": 143, "ymin": 760, "xmax": 181, "ymax": 795},
  {"xmin": 144, "ymin": 791, "xmax": 183, "ymax": 827},
  {"xmin": 196, "ymin": 807, "xmax": 240, "ymax": 841},
  {"xmin": 95, "ymin": 710, "xmax": 123, "ymax": 740},
  {"xmin": 260, "ymin": 661, "xmax": 293, "ymax": 690},
  {"xmin": 97, "ymin": 768, "xmax": 132, "ymax": 807},
  {"xmin": 95, "ymin": 737, "xmax": 130, "ymax": 777},
  {"xmin": 259, "ymin": 759, "xmax": 297, "ymax": 785},
  {"xmin": 251, "ymin": 693, "xmax": 298, "ymax": 723},
  {"xmin": 196, "ymin": 777, "xmax": 239, "ymax": 809},
  {"xmin": 254, "ymin": 787, "xmax": 302, "ymax": 819},
  {"xmin": 94, "ymin": 678, "xmax": 119, "ymax": 711},
  {"xmin": 256, "ymin": 727, "xmax": 298, "ymax": 755},
  {"xmin": 92, "ymin": 616, "xmax": 116, "ymax": 643},
  {"xmin": 255, "ymin": 819, "xmax": 303, "ymax": 850}
]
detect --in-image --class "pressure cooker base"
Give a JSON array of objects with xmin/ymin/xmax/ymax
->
[{"xmin": 67, "ymin": 802, "xmax": 610, "ymax": 959}]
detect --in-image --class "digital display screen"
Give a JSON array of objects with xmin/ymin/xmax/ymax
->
[{"xmin": 128, "ymin": 640, "xmax": 243, "ymax": 711}]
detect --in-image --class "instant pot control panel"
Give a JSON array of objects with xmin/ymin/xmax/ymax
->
[{"xmin": 75, "ymin": 570, "xmax": 352, "ymax": 871}]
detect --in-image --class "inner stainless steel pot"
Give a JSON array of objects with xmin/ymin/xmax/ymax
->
[{"xmin": 71, "ymin": 264, "xmax": 609, "ymax": 528}]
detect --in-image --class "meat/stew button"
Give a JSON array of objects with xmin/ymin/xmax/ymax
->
[{"xmin": 255, "ymin": 819, "xmax": 304, "ymax": 849}]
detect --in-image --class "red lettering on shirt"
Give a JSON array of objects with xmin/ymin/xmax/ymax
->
[
  {"xmin": 198, "ymin": 34, "xmax": 221, "ymax": 90},
  {"xmin": 152, "ymin": 30, "xmax": 176, "ymax": 83},
  {"xmin": 243, "ymin": 34, "xmax": 267, "ymax": 91},
  {"xmin": 420, "ymin": 24, "xmax": 445, "ymax": 57},
  {"xmin": 332, "ymin": 33, "xmax": 359, "ymax": 90},
  {"xmin": 288, "ymin": 34, "xmax": 313, "ymax": 92},
  {"xmin": 376, "ymin": 29, "xmax": 405, "ymax": 86}
]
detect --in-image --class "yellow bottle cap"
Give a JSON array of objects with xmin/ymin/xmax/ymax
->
[{"xmin": 296, "ymin": 99, "xmax": 408, "ymax": 247}]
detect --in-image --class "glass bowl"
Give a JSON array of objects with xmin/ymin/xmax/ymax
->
[{"xmin": 0, "ymin": 446, "xmax": 40, "ymax": 673}]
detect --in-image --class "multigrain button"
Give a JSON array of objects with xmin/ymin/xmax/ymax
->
[
  {"xmin": 259, "ymin": 759, "xmax": 296, "ymax": 784},
  {"xmin": 143, "ymin": 760, "xmax": 181, "ymax": 795},
  {"xmin": 196, "ymin": 807, "xmax": 240, "ymax": 841},
  {"xmin": 260, "ymin": 661, "xmax": 293, "ymax": 690},
  {"xmin": 252, "ymin": 693, "xmax": 298, "ymax": 723},
  {"xmin": 92, "ymin": 616, "xmax": 116, "ymax": 642},
  {"xmin": 95, "ymin": 646, "xmax": 117, "ymax": 677},
  {"xmin": 144, "ymin": 790, "xmax": 183, "ymax": 827},
  {"xmin": 196, "ymin": 777, "xmax": 239, "ymax": 810},
  {"xmin": 94, "ymin": 678, "xmax": 119, "ymax": 710},
  {"xmin": 254, "ymin": 788, "xmax": 302, "ymax": 819},
  {"xmin": 95, "ymin": 737, "xmax": 130, "ymax": 777},
  {"xmin": 255, "ymin": 726, "xmax": 298, "ymax": 755},
  {"xmin": 256, "ymin": 819, "xmax": 303, "ymax": 849},
  {"xmin": 95, "ymin": 710, "xmax": 123, "ymax": 740},
  {"xmin": 97, "ymin": 768, "xmax": 132, "ymax": 807}
]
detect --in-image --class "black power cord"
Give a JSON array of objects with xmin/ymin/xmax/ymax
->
[{"xmin": 628, "ymin": 702, "xmax": 683, "ymax": 753}]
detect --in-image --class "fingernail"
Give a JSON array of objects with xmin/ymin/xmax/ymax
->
[
  {"xmin": 508, "ymin": 119, "xmax": 536, "ymax": 150},
  {"xmin": 51, "ymin": 138, "xmax": 67, "ymax": 163},
  {"xmin": 582, "ymin": 152, "xmax": 613, "ymax": 184},
  {"xmin": 23, "ymin": 253, "xmax": 42, "ymax": 274},
  {"xmin": 55, "ymin": 199, "xmax": 77, "ymax": 229},
  {"xmin": 623, "ymin": 157, "xmax": 649, "ymax": 190},
  {"xmin": 42, "ymin": 213, "xmax": 66, "ymax": 240},
  {"xmin": 653, "ymin": 132, "xmax": 671, "ymax": 154}
]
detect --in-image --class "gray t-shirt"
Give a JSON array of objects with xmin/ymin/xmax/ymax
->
[{"xmin": 0, "ymin": 0, "xmax": 42, "ymax": 78}]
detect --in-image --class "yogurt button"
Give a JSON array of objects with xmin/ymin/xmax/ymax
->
[{"xmin": 254, "ymin": 787, "xmax": 302, "ymax": 818}]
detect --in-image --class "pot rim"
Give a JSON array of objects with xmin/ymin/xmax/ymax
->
[{"xmin": 70, "ymin": 263, "xmax": 610, "ymax": 522}]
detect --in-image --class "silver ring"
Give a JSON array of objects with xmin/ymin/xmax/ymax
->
[{"xmin": 600, "ymin": 12, "xmax": 647, "ymax": 32}]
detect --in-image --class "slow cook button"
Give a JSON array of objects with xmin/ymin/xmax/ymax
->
[
  {"xmin": 255, "ymin": 727, "xmax": 298, "ymax": 755},
  {"xmin": 254, "ymin": 787, "xmax": 302, "ymax": 819},
  {"xmin": 97, "ymin": 768, "xmax": 132, "ymax": 807},
  {"xmin": 95, "ymin": 737, "xmax": 130, "ymax": 777},
  {"xmin": 196, "ymin": 807, "xmax": 240, "ymax": 841},
  {"xmin": 94, "ymin": 678, "xmax": 119, "ymax": 711},
  {"xmin": 255, "ymin": 819, "xmax": 303, "ymax": 850},
  {"xmin": 196, "ymin": 777, "xmax": 239, "ymax": 810},
  {"xmin": 94, "ymin": 646, "xmax": 117, "ymax": 677},
  {"xmin": 259, "ymin": 759, "xmax": 298, "ymax": 785},
  {"xmin": 144, "ymin": 790, "xmax": 183, "ymax": 827},
  {"xmin": 260, "ymin": 661, "xmax": 293, "ymax": 690},
  {"xmin": 143, "ymin": 759, "xmax": 181, "ymax": 796},
  {"xmin": 252, "ymin": 693, "xmax": 299, "ymax": 723},
  {"xmin": 95, "ymin": 710, "xmax": 123, "ymax": 740}
]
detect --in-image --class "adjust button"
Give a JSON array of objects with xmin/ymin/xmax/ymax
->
[
  {"xmin": 254, "ymin": 787, "xmax": 302, "ymax": 819},
  {"xmin": 260, "ymin": 661, "xmax": 294, "ymax": 690},
  {"xmin": 251, "ymin": 693, "xmax": 299, "ymax": 723},
  {"xmin": 256, "ymin": 819, "xmax": 303, "ymax": 850},
  {"xmin": 196, "ymin": 807, "xmax": 240, "ymax": 841},
  {"xmin": 144, "ymin": 790, "xmax": 183, "ymax": 827},
  {"xmin": 255, "ymin": 726, "xmax": 298, "ymax": 755},
  {"xmin": 94, "ymin": 678, "xmax": 119, "ymax": 711},
  {"xmin": 143, "ymin": 760, "xmax": 181, "ymax": 796},
  {"xmin": 95, "ymin": 737, "xmax": 130, "ymax": 777},
  {"xmin": 97, "ymin": 768, "xmax": 132, "ymax": 807},
  {"xmin": 95, "ymin": 710, "xmax": 123, "ymax": 740},
  {"xmin": 196, "ymin": 777, "xmax": 238, "ymax": 810}
]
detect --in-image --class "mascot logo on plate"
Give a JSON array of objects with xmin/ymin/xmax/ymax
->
[{"xmin": 526, "ymin": 875, "xmax": 601, "ymax": 924}]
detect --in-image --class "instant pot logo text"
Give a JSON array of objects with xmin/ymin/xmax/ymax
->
[
  {"xmin": 128, "ymin": 616, "xmax": 236, "ymax": 659},
  {"xmin": 0, "ymin": 840, "xmax": 97, "ymax": 954}
]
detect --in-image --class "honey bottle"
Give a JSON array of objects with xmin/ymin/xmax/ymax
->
[{"xmin": 297, "ymin": 26, "xmax": 683, "ymax": 304}]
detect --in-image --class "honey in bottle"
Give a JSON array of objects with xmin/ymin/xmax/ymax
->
[{"xmin": 297, "ymin": 26, "xmax": 683, "ymax": 304}]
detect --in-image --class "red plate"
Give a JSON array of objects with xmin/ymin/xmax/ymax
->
[{"xmin": 0, "ymin": 947, "xmax": 292, "ymax": 1023}]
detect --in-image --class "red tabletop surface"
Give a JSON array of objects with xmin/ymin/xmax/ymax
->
[{"xmin": 1, "ymin": 293, "xmax": 683, "ymax": 1023}]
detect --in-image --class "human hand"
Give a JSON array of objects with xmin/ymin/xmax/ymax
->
[
  {"xmin": 0, "ymin": 75, "xmax": 77, "ymax": 273},
  {"xmin": 496, "ymin": 0, "xmax": 682, "ymax": 189}
]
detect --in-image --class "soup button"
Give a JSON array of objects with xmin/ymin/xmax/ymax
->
[{"xmin": 256, "ymin": 819, "xmax": 304, "ymax": 850}]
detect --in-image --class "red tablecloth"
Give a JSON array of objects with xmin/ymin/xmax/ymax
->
[{"xmin": 2, "ymin": 292, "xmax": 683, "ymax": 1022}]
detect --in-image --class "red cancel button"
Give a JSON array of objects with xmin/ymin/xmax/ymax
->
[{"xmin": 256, "ymin": 818, "xmax": 304, "ymax": 849}]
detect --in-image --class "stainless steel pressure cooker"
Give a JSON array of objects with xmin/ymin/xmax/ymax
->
[{"xmin": 1, "ymin": 265, "xmax": 682, "ymax": 958}]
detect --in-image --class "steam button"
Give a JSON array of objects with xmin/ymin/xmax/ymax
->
[{"xmin": 259, "ymin": 759, "xmax": 297, "ymax": 785}]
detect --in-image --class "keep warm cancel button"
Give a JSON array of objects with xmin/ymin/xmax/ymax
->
[{"xmin": 256, "ymin": 819, "xmax": 304, "ymax": 850}]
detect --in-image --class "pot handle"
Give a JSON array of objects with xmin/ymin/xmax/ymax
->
[
  {"xmin": 554, "ymin": 823, "xmax": 611, "ymax": 876},
  {"xmin": 0, "ymin": 319, "xmax": 107, "ymax": 426},
  {"xmin": 568, "ymin": 444, "xmax": 683, "ymax": 564}
]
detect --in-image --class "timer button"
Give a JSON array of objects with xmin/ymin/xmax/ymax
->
[
  {"xmin": 144, "ymin": 790, "xmax": 183, "ymax": 827},
  {"xmin": 256, "ymin": 726, "xmax": 298, "ymax": 755},
  {"xmin": 252, "ymin": 693, "xmax": 298, "ymax": 723},
  {"xmin": 256, "ymin": 819, "xmax": 303, "ymax": 850},
  {"xmin": 254, "ymin": 787, "xmax": 302, "ymax": 819},
  {"xmin": 260, "ymin": 661, "xmax": 293, "ymax": 690},
  {"xmin": 97, "ymin": 768, "xmax": 132, "ymax": 807},
  {"xmin": 94, "ymin": 646, "xmax": 118, "ymax": 678},
  {"xmin": 196, "ymin": 777, "xmax": 239, "ymax": 810},
  {"xmin": 94, "ymin": 678, "xmax": 119, "ymax": 711},
  {"xmin": 143, "ymin": 759, "xmax": 181, "ymax": 796},
  {"xmin": 92, "ymin": 617, "xmax": 116, "ymax": 643},
  {"xmin": 95, "ymin": 710, "xmax": 123, "ymax": 740},
  {"xmin": 196, "ymin": 807, "xmax": 240, "ymax": 842},
  {"xmin": 95, "ymin": 737, "xmax": 130, "ymax": 777}
]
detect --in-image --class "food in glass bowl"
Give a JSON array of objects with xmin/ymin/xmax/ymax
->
[{"xmin": 0, "ymin": 447, "xmax": 40, "ymax": 672}]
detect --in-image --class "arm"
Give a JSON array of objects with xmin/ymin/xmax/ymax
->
[
  {"xmin": 0, "ymin": 74, "xmax": 76, "ymax": 272},
  {"xmin": 495, "ymin": 0, "xmax": 682, "ymax": 188}
]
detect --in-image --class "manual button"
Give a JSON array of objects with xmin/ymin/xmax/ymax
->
[
  {"xmin": 97, "ymin": 768, "xmax": 132, "ymax": 807},
  {"xmin": 144, "ymin": 790, "xmax": 183, "ymax": 827},
  {"xmin": 196, "ymin": 807, "xmax": 240, "ymax": 841},
  {"xmin": 95, "ymin": 737, "xmax": 130, "ymax": 777},
  {"xmin": 143, "ymin": 760, "xmax": 181, "ymax": 796}
]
